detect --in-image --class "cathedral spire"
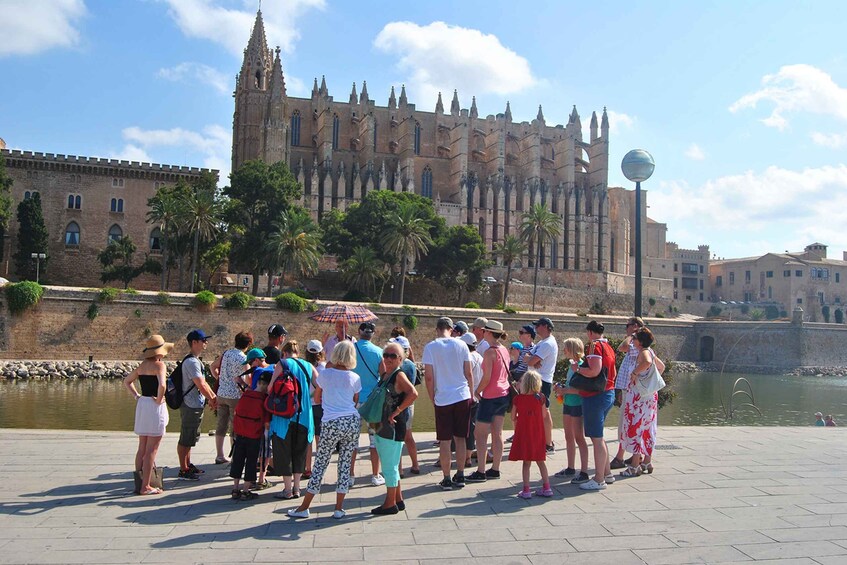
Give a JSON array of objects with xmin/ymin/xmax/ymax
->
[
  {"xmin": 450, "ymin": 89, "xmax": 460, "ymax": 116},
  {"xmin": 239, "ymin": 9, "xmax": 272, "ymax": 90},
  {"xmin": 268, "ymin": 46, "xmax": 286, "ymax": 97},
  {"xmin": 470, "ymin": 96, "xmax": 478, "ymax": 119},
  {"xmin": 590, "ymin": 110, "xmax": 598, "ymax": 141},
  {"xmin": 505, "ymin": 101, "xmax": 512, "ymax": 122},
  {"xmin": 399, "ymin": 84, "xmax": 408, "ymax": 107},
  {"xmin": 435, "ymin": 92, "xmax": 444, "ymax": 114},
  {"xmin": 388, "ymin": 85, "xmax": 396, "ymax": 109},
  {"xmin": 536, "ymin": 104, "xmax": 544, "ymax": 122},
  {"xmin": 349, "ymin": 82, "xmax": 358, "ymax": 105},
  {"xmin": 246, "ymin": 10, "xmax": 270, "ymax": 61},
  {"xmin": 319, "ymin": 75, "xmax": 327, "ymax": 96},
  {"xmin": 311, "ymin": 77, "xmax": 319, "ymax": 98},
  {"xmin": 601, "ymin": 106, "xmax": 609, "ymax": 138},
  {"xmin": 360, "ymin": 80, "xmax": 369, "ymax": 104}
]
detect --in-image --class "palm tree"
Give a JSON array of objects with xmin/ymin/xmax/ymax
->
[
  {"xmin": 382, "ymin": 202, "xmax": 433, "ymax": 304},
  {"xmin": 146, "ymin": 189, "xmax": 184, "ymax": 290},
  {"xmin": 265, "ymin": 208, "xmax": 321, "ymax": 296},
  {"xmin": 341, "ymin": 246, "xmax": 386, "ymax": 299},
  {"xmin": 181, "ymin": 188, "xmax": 222, "ymax": 292},
  {"xmin": 493, "ymin": 234, "xmax": 527, "ymax": 308},
  {"xmin": 520, "ymin": 203, "xmax": 562, "ymax": 311}
]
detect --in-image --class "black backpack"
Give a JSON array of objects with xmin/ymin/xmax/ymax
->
[{"xmin": 165, "ymin": 354, "xmax": 196, "ymax": 410}]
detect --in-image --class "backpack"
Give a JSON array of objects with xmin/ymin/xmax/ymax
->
[
  {"xmin": 165, "ymin": 354, "xmax": 196, "ymax": 410},
  {"xmin": 233, "ymin": 390, "xmax": 267, "ymax": 439},
  {"xmin": 264, "ymin": 358, "xmax": 310, "ymax": 418}
]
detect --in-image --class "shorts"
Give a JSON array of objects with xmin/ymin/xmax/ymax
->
[
  {"xmin": 563, "ymin": 404, "xmax": 583, "ymax": 418},
  {"xmin": 215, "ymin": 397, "xmax": 239, "ymax": 436},
  {"xmin": 434, "ymin": 398, "xmax": 472, "ymax": 441},
  {"xmin": 540, "ymin": 381, "xmax": 552, "ymax": 408},
  {"xmin": 178, "ymin": 405, "xmax": 204, "ymax": 447},
  {"xmin": 272, "ymin": 423, "xmax": 309, "ymax": 476},
  {"xmin": 582, "ymin": 390, "xmax": 614, "ymax": 438},
  {"xmin": 312, "ymin": 404, "xmax": 323, "ymax": 437},
  {"xmin": 476, "ymin": 395, "xmax": 510, "ymax": 423},
  {"xmin": 466, "ymin": 401, "xmax": 478, "ymax": 451}
]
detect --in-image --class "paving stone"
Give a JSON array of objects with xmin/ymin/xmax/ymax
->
[
  {"xmin": 734, "ymin": 540, "xmax": 847, "ymax": 560},
  {"xmin": 633, "ymin": 545, "xmax": 753, "ymax": 564}
]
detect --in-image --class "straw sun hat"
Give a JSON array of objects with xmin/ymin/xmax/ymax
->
[{"xmin": 142, "ymin": 335, "xmax": 174, "ymax": 359}]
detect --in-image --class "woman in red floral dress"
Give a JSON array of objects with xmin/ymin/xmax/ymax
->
[{"xmin": 619, "ymin": 327, "xmax": 665, "ymax": 477}]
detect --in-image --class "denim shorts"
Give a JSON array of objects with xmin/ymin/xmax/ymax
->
[
  {"xmin": 562, "ymin": 404, "xmax": 583, "ymax": 418},
  {"xmin": 582, "ymin": 390, "xmax": 614, "ymax": 438},
  {"xmin": 476, "ymin": 395, "xmax": 510, "ymax": 423}
]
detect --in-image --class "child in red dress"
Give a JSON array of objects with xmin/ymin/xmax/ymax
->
[{"xmin": 509, "ymin": 370, "xmax": 552, "ymax": 498}]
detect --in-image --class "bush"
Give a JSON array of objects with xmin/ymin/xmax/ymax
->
[
  {"xmin": 403, "ymin": 314, "xmax": 418, "ymax": 330},
  {"xmin": 5, "ymin": 281, "xmax": 44, "ymax": 314},
  {"xmin": 134, "ymin": 308, "xmax": 142, "ymax": 318},
  {"xmin": 224, "ymin": 291, "xmax": 255, "ymax": 310},
  {"xmin": 464, "ymin": 301, "xmax": 480, "ymax": 309},
  {"xmin": 749, "ymin": 308, "xmax": 765, "ymax": 321},
  {"xmin": 124, "ymin": 288, "xmax": 139, "ymax": 295},
  {"xmin": 86, "ymin": 303, "xmax": 100, "ymax": 320},
  {"xmin": 822, "ymin": 305, "xmax": 831, "ymax": 323},
  {"xmin": 288, "ymin": 288, "xmax": 313, "ymax": 299},
  {"xmin": 589, "ymin": 301, "xmax": 607, "ymax": 315},
  {"xmin": 503, "ymin": 306, "xmax": 517, "ymax": 314},
  {"xmin": 655, "ymin": 313, "xmax": 665, "ymax": 318},
  {"xmin": 97, "ymin": 287, "xmax": 120, "ymax": 303},
  {"xmin": 156, "ymin": 292, "xmax": 171, "ymax": 305},
  {"xmin": 275, "ymin": 292, "xmax": 307, "ymax": 312},
  {"xmin": 194, "ymin": 290, "xmax": 217, "ymax": 309},
  {"xmin": 648, "ymin": 297, "xmax": 656, "ymax": 307},
  {"xmin": 740, "ymin": 304, "xmax": 750, "ymax": 314},
  {"xmin": 706, "ymin": 305, "xmax": 722, "ymax": 318}
]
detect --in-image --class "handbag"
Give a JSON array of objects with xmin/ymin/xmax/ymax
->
[
  {"xmin": 635, "ymin": 351, "xmax": 666, "ymax": 396},
  {"xmin": 133, "ymin": 466, "xmax": 164, "ymax": 494},
  {"xmin": 357, "ymin": 369, "xmax": 395, "ymax": 424},
  {"xmin": 568, "ymin": 358, "xmax": 608, "ymax": 394}
]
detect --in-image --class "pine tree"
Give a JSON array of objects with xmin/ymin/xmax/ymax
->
[{"xmin": 13, "ymin": 193, "xmax": 49, "ymax": 281}]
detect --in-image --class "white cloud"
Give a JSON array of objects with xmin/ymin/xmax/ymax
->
[
  {"xmin": 0, "ymin": 0, "xmax": 86, "ymax": 57},
  {"xmin": 161, "ymin": 0, "xmax": 324, "ymax": 57},
  {"xmin": 157, "ymin": 62, "xmax": 231, "ymax": 95},
  {"xmin": 684, "ymin": 143, "xmax": 706, "ymax": 161},
  {"xmin": 374, "ymin": 21, "xmax": 537, "ymax": 105},
  {"xmin": 651, "ymin": 164, "xmax": 847, "ymax": 254},
  {"xmin": 605, "ymin": 110, "xmax": 635, "ymax": 135},
  {"xmin": 112, "ymin": 144, "xmax": 152, "ymax": 163},
  {"xmin": 729, "ymin": 64, "xmax": 847, "ymax": 131},
  {"xmin": 811, "ymin": 131, "xmax": 847, "ymax": 148}
]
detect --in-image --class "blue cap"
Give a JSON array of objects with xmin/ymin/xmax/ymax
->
[
  {"xmin": 186, "ymin": 329, "xmax": 208, "ymax": 342},
  {"xmin": 510, "ymin": 341, "xmax": 523, "ymax": 350}
]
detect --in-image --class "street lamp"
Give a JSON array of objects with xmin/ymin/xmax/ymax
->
[
  {"xmin": 621, "ymin": 149, "xmax": 655, "ymax": 317},
  {"xmin": 31, "ymin": 252, "xmax": 46, "ymax": 283}
]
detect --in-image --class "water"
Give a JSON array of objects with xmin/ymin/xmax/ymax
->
[{"xmin": 0, "ymin": 372, "xmax": 844, "ymax": 432}]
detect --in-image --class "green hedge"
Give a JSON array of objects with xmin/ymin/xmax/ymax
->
[
  {"xmin": 275, "ymin": 292, "xmax": 307, "ymax": 312},
  {"xmin": 194, "ymin": 290, "xmax": 217, "ymax": 308},
  {"xmin": 97, "ymin": 287, "xmax": 120, "ymax": 303},
  {"xmin": 6, "ymin": 281, "xmax": 44, "ymax": 314},
  {"xmin": 402, "ymin": 314, "xmax": 418, "ymax": 330},
  {"xmin": 224, "ymin": 291, "xmax": 255, "ymax": 310},
  {"xmin": 464, "ymin": 301, "xmax": 480, "ymax": 309}
]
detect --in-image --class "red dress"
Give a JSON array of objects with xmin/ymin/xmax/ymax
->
[{"xmin": 508, "ymin": 393, "xmax": 546, "ymax": 462}]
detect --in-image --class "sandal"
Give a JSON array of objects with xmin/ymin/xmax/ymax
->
[
  {"xmin": 274, "ymin": 489, "xmax": 295, "ymax": 500},
  {"xmin": 231, "ymin": 489, "xmax": 242, "ymax": 500},
  {"xmin": 410, "ymin": 467, "xmax": 420, "ymax": 475},
  {"xmin": 140, "ymin": 487, "xmax": 162, "ymax": 495},
  {"xmin": 240, "ymin": 490, "xmax": 258, "ymax": 500},
  {"xmin": 215, "ymin": 457, "xmax": 229, "ymax": 465},
  {"xmin": 641, "ymin": 463, "xmax": 654, "ymax": 474},
  {"xmin": 619, "ymin": 465, "xmax": 643, "ymax": 478},
  {"xmin": 291, "ymin": 489, "xmax": 300, "ymax": 498},
  {"xmin": 254, "ymin": 479, "xmax": 272, "ymax": 490}
]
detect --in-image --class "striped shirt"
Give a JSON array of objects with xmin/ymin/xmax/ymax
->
[{"xmin": 616, "ymin": 341, "xmax": 638, "ymax": 389}]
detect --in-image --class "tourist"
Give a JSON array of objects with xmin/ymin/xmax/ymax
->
[
  {"xmin": 825, "ymin": 415, "xmax": 837, "ymax": 427},
  {"xmin": 620, "ymin": 327, "xmax": 664, "ymax": 476},
  {"xmin": 575, "ymin": 320, "xmax": 617, "ymax": 490},
  {"xmin": 263, "ymin": 324, "xmax": 287, "ymax": 366},
  {"xmin": 270, "ymin": 341, "xmax": 317, "ymax": 499},
  {"xmin": 459, "ymin": 332, "xmax": 483, "ymax": 467},
  {"xmin": 303, "ymin": 339, "xmax": 326, "ymax": 478},
  {"xmin": 423, "ymin": 316, "xmax": 473, "ymax": 490},
  {"xmin": 245, "ymin": 348, "xmax": 272, "ymax": 390},
  {"xmin": 390, "ymin": 326, "xmax": 416, "ymax": 361},
  {"xmin": 211, "ymin": 330, "xmax": 253, "ymax": 465},
  {"xmin": 177, "ymin": 329, "xmax": 217, "ymax": 480},
  {"xmin": 554, "ymin": 338, "xmax": 590, "ymax": 484},
  {"xmin": 525, "ymin": 317, "xmax": 558, "ymax": 453},
  {"xmin": 389, "ymin": 335, "xmax": 420, "ymax": 476},
  {"xmin": 815, "ymin": 412, "xmax": 825, "ymax": 426},
  {"xmin": 509, "ymin": 370, "xmax": 552, "ymax": 498},
  {"xmin": 323, "ymin": 319, "xmax": 355, "ymax": 360},
  {"xmin": 229, "ymin": 372, "xmax": 271, "ymax": 500},
  {"xmin": 371, "ymin": 342, "xmax": 418, "ymax": 515},
  {"xmin": 452, "ymin": 320, "xmax": 469, "ymax": 337},
  {"xmin": 471, "ymin": 317, "xmax": 490, "ymax": 356},
  {"xmin": 351, "ymin": 322, "xmax": 385, "ymax": 486},
  {"xmin": 288, "ymin": 341, "xmax": 361, "ymax": 519},
  {"xmin": 513, "ymin": 325, "xmax": 536, "ymax": 382},
  {"xmin": 611, "ymin": 317, "xmax": 644, "ymax": 469},
  {"xmin": 124, "ymin": 334, "xmax": 173, "ymax": 495},
  {"xmin": 466, "ymin": 320, "xmax": 511, "ymax": 483},
  {"xmin": 245, "ymin": 347, "xmax": 273, "ymax": 488}
]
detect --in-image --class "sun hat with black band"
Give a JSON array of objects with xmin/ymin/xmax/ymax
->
[
  {"xmin": 483, "ymin": 320, "xmax": 504, "ymax": 333},
  {"xmin": 142, "ymin": 335, "xmax": 174, "ymax": 359}
]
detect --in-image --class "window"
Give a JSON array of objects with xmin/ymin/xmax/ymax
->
[
  {"xmin": 414, "ymin": 122, "xmax": 421, "ymax": 155},
  {"xmin": 112, "ymin": 178, "xmax": 124, "ymax": 188},
  {"xmin": 768, "ymin": 286, "xmax": 773, "ymax": 299},
  {"xmin": 784, "ymin": 270, "xmax": 791, "ymax": 277},
  {"xmin": 67, "ymin": 194, "xmax": 81, "ymax": 209},
  {"xmin": 673, "ymin": 263, "xmax": 678, "ymax": 272},
  {"xmin": 699, "ymin": 265, "xmax": 704, "ymax": 274},
  {"xmin": 421, "ymin": 166, "xmax": 433, "ymax": 198},
  {"xmin": 65, "ymin": 222, "xmax": 80, "ymax": 246},
  {"xmin": 290, "ymin": 111, "xmax": 301, "ymax": 147},
  {"xmin": 332, "ymin": 114, "xmax": 339, "ymax": 150},
  {"xmin": 699, "ymin": 293, "xmax": 704, "ymax": 301},
  {"xmin": 682, "ymin": 277, "xmax": 698, "ymax": 290},
  {"xmin": 673, "ymin": 278, "xmax": 678, "ymax": 288},
  {"xmin": 745, "ymin": 270, "xmax": 751, "ymax": 284},
  {"xmin": 699, "ymin": 280, "xmax": 704, "ymax": 290},
  {"xmin": 819, "ymin": 292, "xmax": 825, "ymax": 305},
  {"xmin": 373, "ymin": 120, "xmax": 378, "ymax": 150},
  {"xmin": 682, "ymin": 263, "xmax": 698, "ymax": 274},
  {"xmin": 110, "ymin": 198, "xmax": 124, "ymax": 213},
  {"xmin": 796, "ymin": 270, "xmax": 803, "ymax": 277},
  {"xmin": 108, "ymin": 224, "xmax": 123, "ymax": 243},
  {"xmin": 716, "ymin": 275, "xmax": 722, "ymax": 287},
  {"xmin": 24, "ymin": 191, "xmax": 31, "ymax": 200},
  {"xmin": 150, "ymin": 228, "xmax": 162, "ymax": 253},
  {"xmin": 729, "ymin": 272, "xmax": 735, "ymax": 285},
  {"xmin": 837, "ymin": 273, "xmax": 841, "ymax": 283},
  {"xmin": 766, "ymin": 271, "xmax": 773, "ymax": 278},
  {"xmin": 797, "ymin": 298, "xmax": 803, "ymax": 304}
]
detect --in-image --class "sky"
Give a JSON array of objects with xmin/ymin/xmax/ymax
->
[{"xmin": 3, "ymin": 0, "xmax": 847, "ymax": 261}]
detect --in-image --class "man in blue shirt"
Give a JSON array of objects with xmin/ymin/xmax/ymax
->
[{"xmin": 351, "ymin": 322, "xmax": 385, "ymax": 486}]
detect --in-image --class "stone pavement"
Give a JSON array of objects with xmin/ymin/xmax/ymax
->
[{"xmin": 1, "ymin": 426, "xmax": 846, "ymax": 564}]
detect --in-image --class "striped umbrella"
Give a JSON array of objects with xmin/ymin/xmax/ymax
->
[{"xmin": 309, "ymin": 303, "xmax": 378, "ymax": 324}]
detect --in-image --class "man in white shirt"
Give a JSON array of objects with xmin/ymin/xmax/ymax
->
[
  {"xmin": 525, "ymin": 317, "xmax": 558, "ymax": 453},
  {"xmin": 423, "ymin": 317, "xmax": 473, "ymax": 490},
  {"xmin": 471, "ymin": 317, "xmax": 490, "ymax": 356}
]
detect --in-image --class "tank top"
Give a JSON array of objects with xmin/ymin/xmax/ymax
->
[
  {"xmin": 138, "ymin": 375, "xmax": 159, "ymax": 397},
  {"xmin": 481, "ymin": 345, "xmax": 511, "ymax": 399},
  {"xmin": 376, "ymin": 369, "xmax": 408, "ymax": 441}
]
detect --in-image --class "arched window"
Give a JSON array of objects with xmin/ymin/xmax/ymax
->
[
  {"xmin": 290, "ymin": 110, "xmax": 301, "ymax": 146},
  {"xmin": 414, "ymin": 122, "xmax": 421, "ymax": 155},
  {"xmin": 108, "ymin": 224, "xmax": 123, "ymax": 243},
  {"xmin": 110, "ymin": 198, "xmax": 124, "ymax": 213},
  {"xmin": 421, "ymin": 166, "xmax": 433, "ymax": 198},
  {"xmin": 75, "ymin": 195, "xmax": 81, "ymax": 209},
  {"xmin": 65, "ymin": 222, "xmax": 80, "ymax": 246},
  {"xmin": 24, "ymin": 191, "xmax": 31, "ymax": 200},
  {"xmin": 150, "ymin": 228, "xmax": 162, "ymax": 253},
  {"xmin": 332, "ymin": 114, "xmax": 340, "ymax": 150},
  {"xmin": 67, "ymin": 195, "xmax": 74, "ymax": 208}
]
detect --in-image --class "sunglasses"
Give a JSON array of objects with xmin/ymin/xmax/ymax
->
[{"xmin": 382, "ymin": 353, "xmax": 400, "ymax": 359}]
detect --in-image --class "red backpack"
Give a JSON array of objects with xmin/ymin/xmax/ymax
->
[
  {"xmin": 233, "ymin": 390, "xmax": 268, "ymax": 439},
  {"xmin": 264, "ymin": 359, "xmax": 310, "ymax": 418}
]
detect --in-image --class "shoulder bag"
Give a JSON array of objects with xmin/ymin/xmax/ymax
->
[
  {"xmin": 634, "ymin": 349, "xmax": 666, "ymax": 396},
  {"xmin": 357, "ymin": 369, "xmax": 396, "ymax": 424},
  {"xmin": 495, "ymin": 348, "xmax": 519, "ymax": 411},
  {"xmin": 568, "ymin": 342, "xmax": 608, "ymax": 393}
]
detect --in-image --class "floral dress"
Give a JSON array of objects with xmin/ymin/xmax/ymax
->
[{"xmin": 620, "ymin": 349, "xmax": 658, "ymax": 457}]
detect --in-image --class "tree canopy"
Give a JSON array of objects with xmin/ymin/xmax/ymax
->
[
  {"xmin": 98, "ymin": 236, "xmax": 162, "ymax": 289},
  {"xmin": 0, "ymin": 156, "xmax": 14, "ymax": 265},
  {"xmin": 13, "ymin": 193, "xmax": 48, "ymax": 280},
  {"xmin": 420, "ymin": 224, "xmax": 490, "ymax": 298}
]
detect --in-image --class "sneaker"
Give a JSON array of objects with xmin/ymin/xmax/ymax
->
[
  {"xmin": 605, "ymin": 474, "xmax": 616, "ymax": 484},
  {"xmin": 610, "ymin": 457, "xmax": 626, "ymax": 469},
  {"xmin": 535, "ymin": 487, "xmax": 554, "ymax": 497},
  {"xmin": 438, "ymin": 477, "xmax": 453, "ymax": 490},
  {"xmin": 371, "ymin": 474, "xmax": 386, "ymax": 486},
  {"xmin": 187, "ymin": 464, "xmax": 205, "ymax": 475},
  {"xmin": 178, "ymin": 469, "xmax": 200, "ymax": 481},
  {"xmin": 570, "ymin": 472, "xmax": 590, "ymax": 484},
  {"xmin": 517, "ymin": 489, "xmax": 533, "ymax": 499},
  {"xmin": 451, "ymin": 473, "xmax": 466, "ymax": 488},
  {"xmin": 579, "ymin": 479, "xmax": 607, "ymax": 491},
  {"xmin": 465, "ymin": 471, "xmax": 487, "ymax": 483},
  {"xmin": 484, "ymin": 468, "xmax": 501, "ymax": 480},
  {"xmin": 287, "ymin": 508, "xmax": 310, "ymax": 518},
  {"xmin": 332, "ymin": 509, "xmax": 346, "ymax": 519}
]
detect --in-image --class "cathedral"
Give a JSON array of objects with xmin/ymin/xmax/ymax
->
[{"xmin": 232, "ymin": 11, "xmax": 612, "ymax": 272}]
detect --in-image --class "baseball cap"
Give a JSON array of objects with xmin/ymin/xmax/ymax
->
[
  {"xmin": 510, "ymin": 341, "xmax": 523, "ymax": 350},
  {"xmin": 389, "ymin": 336, "xmax": 411, "ymax": 350},
  {"xmin": 267, "ymin": 324, "xmax": 288, "ymax": 337},
  {"xmin": 532, "ymin": 317, "xmax": 554, "ymax": 330},
  {"xmin": 306, "ymin": 339, "xmax": 323, "ymax": 354},
  {"xmin": 359, "ymin": 322, "xmax": 376, "ymax": 334},
  {"xmin": 459, "ymin": 333, "xmax": 477, "ymax": 345},
  {"xmin": 186, "ymin": 329, "xmax": 208, "ymax": 342},
  {"xmin": 520, "ymin": 324, "xmax": 537, "ymax": 339},
  {"xmin": 472, "ymin": 317, "xmax": 488, "ymax": 329},
  {"xmin": 245, "ymin": 347, "xmax": 266, "ymax": 363},
  {"xmin": 453, "ymin": 320, "xmax": 469, "ymax": 334},
  {"xmin": 436, "ymin": 316, "xmax": 454, "ymax": 329}
]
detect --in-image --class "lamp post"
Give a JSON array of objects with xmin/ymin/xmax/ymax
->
[
  {"xmin": 31, "ymin": 252, "xmax": 46, "ymax": 284},
  {"xmin": 621, "ymin": 149, "xmax": 655, "ymax": 317}
]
